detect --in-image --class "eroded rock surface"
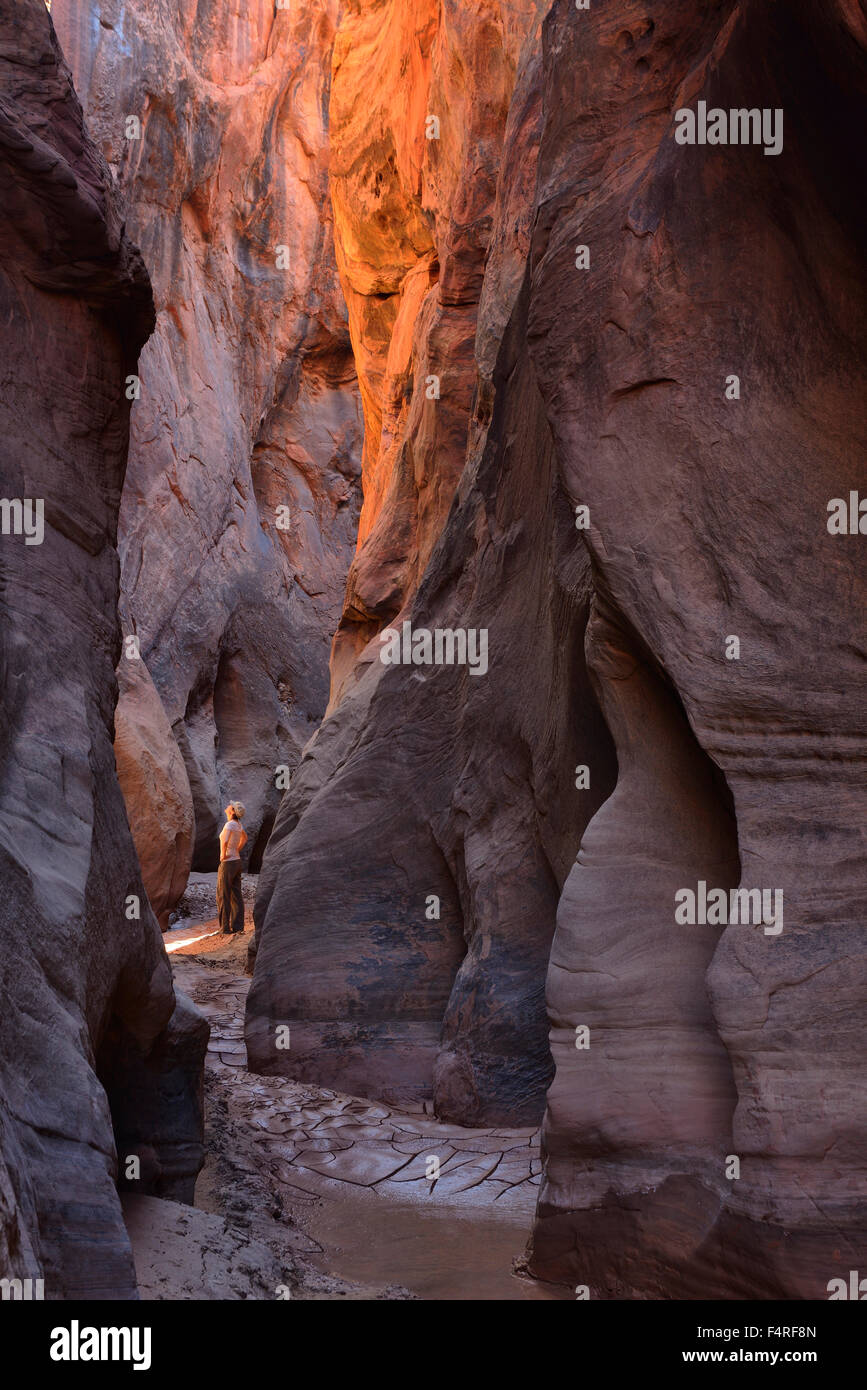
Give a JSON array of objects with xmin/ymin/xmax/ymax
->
[
  {"xmin": 0, "ymin": 0, "xmax": 205, "ymax": 1298},
  {"xmin": 248, "ymin": 0, "xmax": 865, "ymax": 1298},
  {"xmin": 20, "ymin": 0, "xmax": 862, "ymax": 1303},
  {"xmin": 246, "ymin": 1, "xmax": 616, "ymax": 1126},
  {"xmin": 526, "ymin": 0, "xmax": 867, "ymax": 1297},
  {"xmin": 53, "ymin": 0, "xmax": 364, "ymax": 883}
]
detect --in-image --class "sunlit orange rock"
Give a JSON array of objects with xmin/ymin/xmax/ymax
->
[{"xmin": 326, "ymin": 0, "xmax": 541, "ymax": 699}]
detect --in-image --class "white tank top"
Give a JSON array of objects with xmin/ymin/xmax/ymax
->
[{"xmin": 220, "ymin": 819, "xmax": 244, "ymax": 861}]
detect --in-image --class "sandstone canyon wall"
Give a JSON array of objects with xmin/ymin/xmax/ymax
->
[
  {"xmin": 526, "ymin": 0, "xmax": 867, "ymax": 1298},
  {"xmin": 0, "ymin": 0, "xmax": 206, "ymax": 1298},
  {"xmin": 245, "ymin": 0, "xmax": 617, "ymax": 1127},
  {"xmin": 9, "ymin": 0, "xmax": 861, "ymax": 1302},
  {"xmin": 52, "ymin": 0, "xmax": 364, "ymax": 905},
  {"xmin": 247, "ymin": 0, "xmax": 866, "ymax": 1296}
]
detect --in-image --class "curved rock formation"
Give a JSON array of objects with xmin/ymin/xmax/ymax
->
[
  {"xmin": 245, "ymin": 0, "xmax": 616, "ymax": 1125},
  {"xmin": 247, "ymin": 0, "xmax": 866, "ymax": 1297},
  {"xmin": 53, "ymin": 0, "xmax": 363, "ymax": 883},
  {"xmin": 19, "ymin": 0, "xmax": 860, "ymax": 1301},
  {"xmin": 526, "ymin": 0, "xmax": 867, "ymax": 1297},
  {"xmin": 0, "ymin": 0, "xmax": 205, "ymax": 1299}
]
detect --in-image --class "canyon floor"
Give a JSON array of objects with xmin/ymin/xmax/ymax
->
[{"xmin": 125, "ymin": 876, "xmax": 566, "ymax": 1300}]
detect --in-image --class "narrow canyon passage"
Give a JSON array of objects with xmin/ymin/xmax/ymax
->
[
  {"xmin": 1, "ymin": 0, "xmax": 863, "ymax": 1323},
  {"xmin": 151, "ymin": 887, "xmax": 561, "ymax": 1300}
]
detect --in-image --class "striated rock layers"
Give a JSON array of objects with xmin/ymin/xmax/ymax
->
[
  {"xmin": 248, "ymin": 0, "xmax": 866, "ymax": 1295},
  {"xmin": 0, "ymin": 0, "xmax": 206, "ymax": 1297},
  {"xmin": 524, "ymin": 0, "xmax": 867, "ymax": 1298},
  {"xmin": 246, "ymin": 0, "xmax": 616, "ymax": 1127},
  {"xmin": 114, "ymin": 653, "xmax": 194, "ymax": 930},
  {"xmin": 53, "ymin": 0, "xmax": 363, "ymax": 892}
]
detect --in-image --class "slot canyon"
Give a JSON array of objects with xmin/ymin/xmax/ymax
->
[{"xmin": 0, "ymin": 0, "xmax": 864, "ymax": 1309}]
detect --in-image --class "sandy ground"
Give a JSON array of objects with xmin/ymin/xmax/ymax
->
[{"xmin": 128, "ymin": 875, "xmax": 567, "ymax": 1300}]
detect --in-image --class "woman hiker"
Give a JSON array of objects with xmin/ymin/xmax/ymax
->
[{"xmin": 217, "ymin": 801, "xmax": 247, "ymax": 934}]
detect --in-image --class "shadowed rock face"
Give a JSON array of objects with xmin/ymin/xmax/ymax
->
[
  {"xmin": 526, "ymin": 0, "xmax": 867, "ymax": 1297},
  {"xmin": 0, "ymin": 0, "xmax": 206, "ymax": 1298},
  {"xmin": 53, "ymin": 0, "xmax": 363, "ymax": 888}
]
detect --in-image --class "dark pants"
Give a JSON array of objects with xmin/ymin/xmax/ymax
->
[{"xmin": 217, "ymin": 859, "xmax": 244, "ymax": 933}]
